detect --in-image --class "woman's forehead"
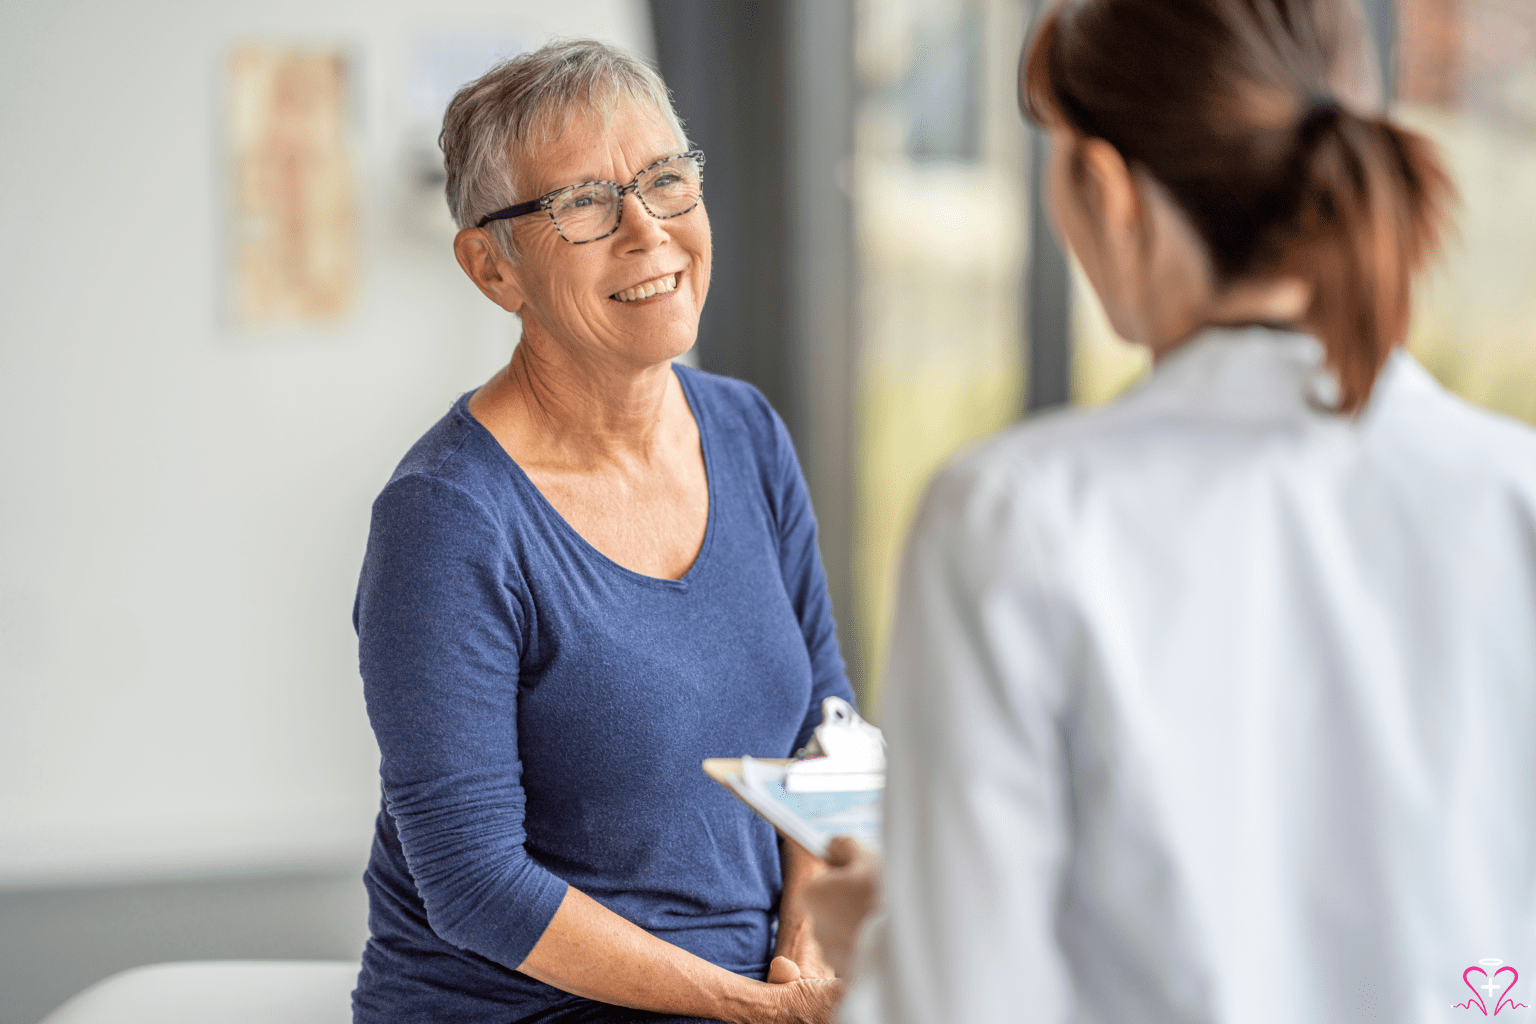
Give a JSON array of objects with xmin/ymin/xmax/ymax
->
[{"xmin": 515, "ymin": 97, "xmax": 683, "ymax": 194}]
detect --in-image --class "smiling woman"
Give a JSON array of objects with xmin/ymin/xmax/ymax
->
[{"xmin": 351, "ymin": 39, "xmax": 850, "ymax": 1024}]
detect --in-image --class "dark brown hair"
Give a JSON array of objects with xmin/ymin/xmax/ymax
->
[{"xmin": 1022, "ymin": 0, "xmax": 1454, "ymax": 413}]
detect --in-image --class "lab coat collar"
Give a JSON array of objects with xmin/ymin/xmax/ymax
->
[{"xmin": 1119, "ymin": 325, "xmax": 1433, "ymax": 426}]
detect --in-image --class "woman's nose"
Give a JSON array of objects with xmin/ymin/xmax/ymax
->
[{"xmin": 613, "ymin": 190, "xmax": 667, "ymax": 252}]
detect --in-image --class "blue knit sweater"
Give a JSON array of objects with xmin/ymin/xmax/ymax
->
[{"xmin": 352, "ymin": 366, "xmax": 853, "ymax": 1023}]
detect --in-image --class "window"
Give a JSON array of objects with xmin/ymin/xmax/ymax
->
[
  {"xmin": 1398, "ymin": 0, "xmax": 1536, "ymax": 425},
  {"xmin": 853, "ymin": 0, "xmax": 1029, "ymax": 705}
]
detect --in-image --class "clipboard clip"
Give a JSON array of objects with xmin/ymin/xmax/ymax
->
[{"xmin": 786, "ymin": 696, "xmax": 885, "ymax": 793}]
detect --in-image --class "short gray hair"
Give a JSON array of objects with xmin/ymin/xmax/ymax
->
[{"xmin": 440, "ymin": 39, "xmax": 689, "ymax": 261}]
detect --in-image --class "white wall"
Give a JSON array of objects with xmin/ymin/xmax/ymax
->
[{"xmin": 0, "ymin": 0, "xmax": 652, "ymax": 888}]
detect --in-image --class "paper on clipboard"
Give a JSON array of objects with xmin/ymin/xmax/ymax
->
[{"xmin": 703, "ymin": 755, "xmax": 882, "ymax": 859}]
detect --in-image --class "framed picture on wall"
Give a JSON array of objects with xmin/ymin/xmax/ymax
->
[{"xmin": 225, "ymin": 44, "xmax": 357, "ymax": 327}]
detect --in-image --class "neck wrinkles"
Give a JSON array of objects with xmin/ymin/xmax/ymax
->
[{"xmin": 503, "ymin": 327, "xmax": 679, "ymax": 463}]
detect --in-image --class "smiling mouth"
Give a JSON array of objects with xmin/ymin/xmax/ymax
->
[{"xmin": 610, "ymin": 272, "xmax": 679, "ymax": 303}]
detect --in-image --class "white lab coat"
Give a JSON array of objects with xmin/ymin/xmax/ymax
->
[{"xmin": 842, "ymin": 327, "xmax": 1536, "ymax": 1024}]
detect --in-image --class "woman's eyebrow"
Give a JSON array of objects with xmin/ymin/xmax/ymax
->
[{"xmin": 573, "ymin": 152, "xmax": 680, "ymax": 189}]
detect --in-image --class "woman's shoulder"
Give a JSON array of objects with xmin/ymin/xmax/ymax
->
[
  {"xmin": 918, "ymin": 339, "xmax": 1536, "ymax": 567},
  {"xmin": 673, "ymin": 363, "xmax": 791, "ymax": 456},
  {"xmin": 674, "ymin": 362, "xmax": 778, "ymax": 422},
  {"xmin": 374, "ymin": 393, "xmax": 519, "ymax": 526},
  {"xmin": 1377, "ymin": 352, "xmax": 1536, "ymax": 462},
  {"xmin": 923, "ymin": 400, "xmax": 1135, "ymax": 514},
  {"xmin": 1366, "ymin": 352, "xmax": 1536, "ymax": 519},
  {"xmin": 907, "ymin": 337, "xmax": 1298, "ymax": 555}
]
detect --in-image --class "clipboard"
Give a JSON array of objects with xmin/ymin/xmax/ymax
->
[
  {"xmin": 703, "ymin": 697, "xmax": 886, "ymax": 858},
  {"xmin": 703, "ymin": 755, "xmax": 883, "ymax": 860}
]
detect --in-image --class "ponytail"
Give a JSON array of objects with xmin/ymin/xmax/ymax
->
[
  {"xmin": 1288, "ymin": 105, "xmax": 1454, "ymax": 413},
  {"xmin": 1022, "ymin": 0, "xmax": 1456, "ymax": 415}
]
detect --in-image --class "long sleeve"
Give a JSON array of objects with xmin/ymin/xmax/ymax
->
[
  {"xmin": 354, "ymin": 375, "xmax": 872, "ymax": 1020},
  {"xmin": 842, "ymin": 460, "xmax": 1075, "ymax": 1024},
  {"xmin": 762, "ymin": 401, "xmax": 856, "ymax": 751},
  {"xmin": 355, "ymin": 472, "xmax": 569, "ymax": 970}
]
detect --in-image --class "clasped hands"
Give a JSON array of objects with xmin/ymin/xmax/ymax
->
[{"xmin": 755, "ymin": 837, "xmax": 883, "ymax": 1024}]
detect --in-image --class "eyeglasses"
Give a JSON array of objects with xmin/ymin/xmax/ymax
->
[{"xmin": 476, "ymin": 150, "xmax": 705, "ymax": 244}]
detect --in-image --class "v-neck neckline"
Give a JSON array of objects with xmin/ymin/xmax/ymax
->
[{"xmin": 461, "ymin": 364, "xmax": 718, "ymax": 590}]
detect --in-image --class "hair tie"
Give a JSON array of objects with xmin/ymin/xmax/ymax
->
[
  {"xmin": 1306, "ymin": 93, "xmax": 1340, "ymax": 115},
  {"xmin": 1298, "ymin": 93, "xmax": 1342, "ymax": 135}
]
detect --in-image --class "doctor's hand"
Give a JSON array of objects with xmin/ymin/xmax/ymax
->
[
  {"xmin": 802, "ymin": 837, "xmax": 884, "ymax": 979},
  {"xmin": 774, "ymin": 838, "xmax": 837, "ymax": 981}
]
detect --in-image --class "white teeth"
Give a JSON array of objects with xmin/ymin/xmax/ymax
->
[{"xmin": 613, "ymin": 274, "xmax": 678, "ymax": 302}]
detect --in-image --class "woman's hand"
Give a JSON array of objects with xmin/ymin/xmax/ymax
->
[
  {"xmin": 749, "ymin": 957, "xmax": 842, "ymax": 1024},
  {"xmin": 802, "ymin": 837, "xmax": 884, "ymax": 979},
  {"xmin": 517, "ymin": 886, "xmax": 838, "ymax": 1024}
]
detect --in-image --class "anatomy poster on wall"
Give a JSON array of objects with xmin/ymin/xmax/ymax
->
[{"xmin": 226, "ymin": 45, "xmax": 357, "ymax": 326}]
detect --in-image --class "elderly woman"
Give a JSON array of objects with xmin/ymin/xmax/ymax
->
[{"xmin": 352, "ymin": 40, "xmax": 849, "ymax": 1024}]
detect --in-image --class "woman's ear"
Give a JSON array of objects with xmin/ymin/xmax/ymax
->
[
  {"xmin": 454, "ymin": 228, "xmax": 526, "ymax": 314},
  {"xmin": 1076, "ymin": 137, "xmax": 1143, "ymax": 243},
  {"xmin": 1068, "ymin": 136, "xmax": 1160, "ymax": 344}
]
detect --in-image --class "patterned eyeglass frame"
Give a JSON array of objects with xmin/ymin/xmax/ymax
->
[{"xmin": 475, "ymin": 150, "xmax": 706, "ymax": 244}]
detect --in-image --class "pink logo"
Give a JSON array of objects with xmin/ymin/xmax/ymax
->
[{"xmin": 1456, "ymin": 960, "xmax": 1529, "ymax": 1015}]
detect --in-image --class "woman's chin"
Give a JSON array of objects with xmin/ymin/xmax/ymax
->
[
  {"xmin": 616, "ymin": 318, "xmax": 700, "ymax": 367},
  {"xmin": 654, "ymin": 335, "xmax": 700, "ymax": 365},
  {"xmin": 603, "ymin": 331, "xmax": 699, "ymax": 369}
]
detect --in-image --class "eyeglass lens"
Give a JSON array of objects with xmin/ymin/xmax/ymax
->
[{"xmin": 548, "ymin": 155, "xmax": 703, "ymax": 243}]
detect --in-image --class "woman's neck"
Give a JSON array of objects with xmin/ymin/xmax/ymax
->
[
  {"xmin": 469, "ymin": 329, "xmax": 684, "ymax": 468},
  {"xmin": 1113, "ymin": 170, "xmax": 1315, "ymax": 361},
  {"xmin": 1203, "ymin": 276, "xmax": 1313, "ymax": 334},
  {"xmin": 1148, "ymin": 275, "xmax": 1314, "ymax": 362}
]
